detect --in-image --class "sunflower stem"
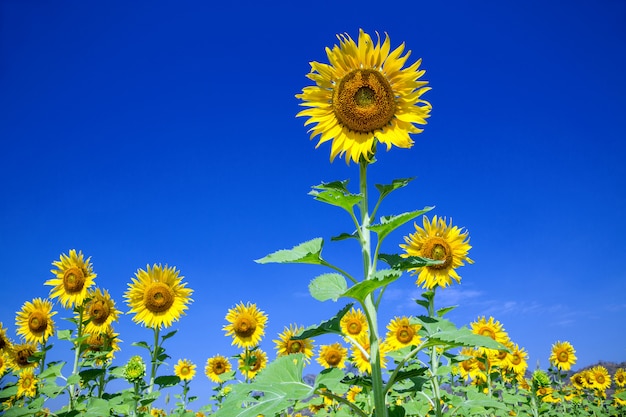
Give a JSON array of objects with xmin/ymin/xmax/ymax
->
[
  {"xmin": 68, "ymin": 305, "xmax": 84, "ymax": 410},
  {"xmin": 148, "ymin": 326, "xmax": 160, "ymax": 394},
  {"xmin": 427, "ymin": 289, "xmax": 444, "ymax": 417}
]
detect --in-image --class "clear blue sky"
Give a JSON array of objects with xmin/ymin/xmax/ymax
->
[{"xmin": 1, "ymin": 0, "xmax": 625, "ymax": 407}]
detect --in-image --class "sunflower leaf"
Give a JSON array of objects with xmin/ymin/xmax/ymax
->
[
  {"xmin": 309, "ymin": 180, "xmax": 363, "ymax": 212},
  {"xmin": 292, "ymin": 303, "xmax": 353, "ymax": 340},
  {"xmin": 155, "ymin": 375, "xmax": 181, "ymax": 388},
  {"xmin": 343, "ymin": 273, "xmax": 401, "ymax": 302},
  {"xmin": 161, "ymin": 330, "xmax": 177, "ymax": 341},
  {"xmin": 379, "ymin": 253, "xmax": 443, "ymax": 270},
  {"xmin": 255, "ymin": 238, "xmax": 325, "ymax": 265},
  {"xmin": 375, "ymin": 177, "xmax": 416, "ymax": 199},
  {"xmin": 309, "ymin": 273, "xmax": 348, "ymax": 302},
  {"xmin": 426, "ymin": 328, "xmax": 509, "ymax": 351},
  {"xmin": 314, "ymin": 367, "xmax": 348, "ymax": 394},
  {"xmin": 330, "ymin": 231, "xmax": 359, "ymax": 241},
  {"xmin": 368, "ymin": 207, "xmax": 434, "ymax": 241}
]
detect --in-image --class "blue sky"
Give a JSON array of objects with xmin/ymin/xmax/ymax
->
[{"xmin": 1, "ymin": 0, "xmax": 625, "ymax": 409}]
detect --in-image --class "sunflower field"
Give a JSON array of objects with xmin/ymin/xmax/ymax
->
[{"xmin": 1, "ymin": 29, "xmax": 625, "ymax": 417}]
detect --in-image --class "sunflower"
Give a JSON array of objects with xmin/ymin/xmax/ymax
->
[
  {"xmin": 15, "ymin": 298, "xmax": 56, "ymax": 345},
  {"xmin": 400, "ymin": 216, "xmax": 473, "ymax": 289},
  {"xmin": 470, "ymin": 316, "xmax": 510, "ymax": 350},
  {"xmin": 80, "ymin": 325, "xmax": 121, "ymax": 364},
  {"xmin": 296, "ymin": 29, "xmax": 431, "ymax": 164},
  {"xmin": 17, "ymin": 368, "xmax": 38, "ymax": 398},
  {"xmin": 456, "ymin": 347, "xmax": 480, "ymax": 382},
  {"xmin": 205, "ymin": 354, "xmax": 232, "ymax": 383},
  {"xmin": 11, "ymin": 342, "xmax": 38, "ymax": 371},
  {"xmin": 238, "ymin": 348, "xmax": 267, "ymax": 379},
  {"xmin": 350, "ymin": 334, "xmax": 388, "ymax": 374},
  {"xmin": 125, "ymin": 264, "xmax": 193, "ymax": 329},
  {"xmin": 505, "ymin": 343, "xmax": 528, "ymax": 377},
  {"xmin": 0, "ymin": 352, "xmax": 8, "ymax": 375},
  {"xmin": 274, "ymin": 324, "xmax": 314, "ymax": 362},
  {"xmin": 46, "ymin": 249, "xmax": 97, "ymax": 309},
  {"xmin": 223, "ymin": 302, "xmax": 268, "ymax": 348},
  {"xmin": 346, "ymin": 385, "xmax": 363, "ymax": 403},
  {"xmin": 84, "ymin": 288, "xmax": 120, "ymax": 336},
  {"xmin": 615, "ymin": 368, "xmax": 626, "ymax": 388},
  {"xmin": 340, "ymin": 307, "xmax": 368, "ymax": 340},
  {"xmin": 316, "ymin": 343, "xmax": 348, "ymax": 369},
  {"xmin": 549, "ymin": 341, "xmax": 577, "ymax": 371},
  {"xmin": 570, "ymin": 372, "xmax": 586, "ymax": 390},
  {"xmin": 174, "ymin": 358, "xmax": 196, "ymax": 381},
  {"xmin": 0, "ymin": 321, "xmax": 13, "ymax": 352},
  {"xmin": 385, "ymin": 316, "xmax": 422, "ymax": 351},
  {"xmin": 589, "ymin": 365, "xmax": 611, "ymax": 391}
]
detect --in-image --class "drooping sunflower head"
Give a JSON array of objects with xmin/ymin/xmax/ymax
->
[
  {"xmin": 238, "ymin": 348, "xmax": 268, "ymax": 380},
  {"xmin": 46, "ymin": 249, "xmax": 97, "ymax": 309},
  {"xmin": 80, "ymin": 325, "xmax": 121, "ymax": 364},
  {"xmin": 316, "ymin": 342, "xmax": 348, "ymax": 369},
  {"xmin": 11, "ymin": 342, "xmax": 38, "ymax": 371},
  {"xmin": 17, "ymin": 368, "xmax": 38, "ymax": 398},
  {"xmin": 15, "ymin": 298, "xmax": 57, "ymax": 345},
  {"xmin": 274, "ymin": 324, "xmax": 314, "ymax": 362},
  {"xmin": 400, "ymin": 216, "xmax": 473, "ymax": 289},
  {"xmin": 174, "ymin": 358, "xmax": 196, "ymax": 382},
  {"xmin": 205, "ymin": 354, "xmax": 232, "ymax": 383},
  {"xmin": 385, "ymin": 316, "xmax": 422, "ymax": 351},
  {"xmin": 296, "ymin": 29, "xmax": 431, "ymax": 164},
  {"xmin": 340, "ymin": 307, "xmax": 368, "ymax": 340},
  {"xmin": 223, "ymin": 302, "xmax": 268, "ymax": 348},
  {"xmin": 549, "ymin": 340, "xmax": 577, "ymax": 371},
  {"xmin": 125, "ymin": 264, "xmax": 193, "ymax": 329},
  {"xmin": 570, "ymin": 372, "xmax": 586, "ymax": 390},
  {"xmin": 84, "ymin": 288, "xmax": 120, "ymax": 336}
]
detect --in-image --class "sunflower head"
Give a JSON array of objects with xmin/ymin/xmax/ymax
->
[
  {"xmin": 615, "ymin": 368, "xmax": 626, "ymax": 388},
  {"xmin": 589, "ymin": 365, "xmax": 611, "ymax": 391},
  {"xmin": 174, "ymin": 358, "xmax": 196, "ymax": 381},
  {"xmin": 11, "ymin": 342, "xmax": 38, "ymax": 371},
  {"xmin": 17, "ymin": 368, "xmax": 38, "ymax": 398},
  {"xmin": 205, "ymin": 354, "xmax": 232, "ymax": 383},
  {"xmin": 316, "ymin": 342, "xmax": 348, "ymax": 369},
  {"xmin": 46, "ymin": 249, "xmax": 97, "ymax": 309},
  {"xmin": 274, "ymin": 324, "xmax": 314, "ymax": 362},
  {"xmin": 0, "ymin": 322, "xmax": 12, "ymax": 352},
  {"xmin": 549, "ymin": 340, "xmax": 577, "ymax": 371},
  {"xmin": 15, "ymin": 298, "xmax": 57, "ymax": 345},
  {"xmin": 84, "ymin": 288, "xmax": 120, "ymax": 336},
  {"xmin": 350, "ymin": 334, "xmax": 389, "ymax": 374},
  {"xmin": 125, "ymin": 264, "xmax": 193, "ymax": 329},
  {"xmin": 400, "ymin": 216, "xmax": 473, "ymax": 289},
  {"xmin": 505, "ymin": 343, "xmax": 528, "ymax": 377},
  {"xmin": 223, "ymin": 302, "xmax": 268, "ymax": 348},
  {"xmin": 340, "ymin": 307, "xmax": 368, "ymax": 340},
  {"xmin": 296, "ymin": 29, "xmax": 431, "ymax": 164},
  {"xmin": 81, "ymin": 325, "xmax": 121, "ymax": 364},
  {"xmin": 385, "ymin": 316, "xmax": 422, "ymax": 351},
  {"xmin": 238, "ymin": 348, "xmax": 267, "ymax": 380}
]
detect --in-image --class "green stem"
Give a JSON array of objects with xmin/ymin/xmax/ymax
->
[
  {"xmin": 148, "ymin": 326, "xmax": 161, "ymax": 394},
  {"xmin": 68, "ymin": 305, "xmax": 85, "ymax": 410},
  {"xmin": 316, "ymin": 388, "xmax": 369, "ymax": 417},
  {"xmin": 427, "ymin": 289, "xmax": 443, "ymax": 417}
]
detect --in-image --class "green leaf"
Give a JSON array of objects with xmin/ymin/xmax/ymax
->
[
  {"xmin": 428, "ymin": 328, "xmax": 509, "ymax": 351},
  {"xmin": 57, "ymin": 329, "xmax": 73, "ymax": 341},
  {"xmin": 255, "ymin": 238, "xmax": 325, "ymax": 265},
  {"xmin": 368, "ymin": 207, "xmax": 433, "ymax": 241},
  {"xmin": 293, "ymin": 304, "xmax": 353, "ymax": 340},
  {"xmin": 132, "ymin": 340, "xmax": 151, "ymax": 350},
  {"xmin": 436, "ymin": 306, "xmax": 457, "ymax": 317},
  {"xmin": 161, "ymin": 330, "xmax": 178, "ymax": 341},
  {"xmin": 309, "ymin": 273, "xmax": 348, "ymax": 302},
  {"xmin": 314, "ymin": 367, "xmax": 348, "ymax": 394},
  {"xmin": 378, "ymin": 253, "xmax": 443, "ymax": 270},
  {"xmin": 375, "ymin": 177, "xmax": 415, "ymax": 199},
  {"xmin": 79, "ymin": 368, "xmax": 105, "ymax": 383},
  {"xmin": 39, "ymin": 362, "xmax": 66, "ymax": 379},
  {"xmin": 330, "ymin": 231, "xmax": 359, "ymax": 241},
  {"xmin": 83, "ymin": 398, "xmax": 112, "ymax": 417},
  {"xmin": 343, "ymin": 272, "xmax": 401, "ymax": 302},
  {"xmin": 309, "ymin": 180, "xmax": 363, "ymax": 212},
  {"xmin": 155, "ymin": 375, "xmax": 181, "ymax": 388}
]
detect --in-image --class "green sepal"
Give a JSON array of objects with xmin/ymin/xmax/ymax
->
[
  {"xmin": 309, "ymin": 273, "xmax": 348, "ymax": 302},
  {"xmin": 155, "ymin": 375, "xmax": 181, "ymax": 388},
  {"xmin": 368, "ymin": 207, "xmax": 433, "ymax": 241},
  {"xmin": 309, "ymin": 180, "xmax": 363, "ymax": 212},
  {"xmin": 255, "ymin": 238, "xmax": 325, "ymax": 265},
  {"xmin": 374, "ymin": 177, "xmax": 415, "ymax": 199},
  {"xmin": 343, "ymin": 270, "xmax": 402, "ymax": 302},
  {"xmin": 379, "ymin": 253, "xmax": 443, "ymax": 270},
  {"xmin": 292, "ymin": 303, "xmax": 353, "ymax": 340}
]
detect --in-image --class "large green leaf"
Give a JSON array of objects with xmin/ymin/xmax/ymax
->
[
  {"xmin": 374, "ymin": 177, "xmax": 415, "ymax": 199},
  {"xmin": 378, "ymin": 253, "xmax": 443, "ymax": 270},
  {"xmin": 255, "ymin": 238, "xmax": 325, "ymax": 265},
  {"xmin": 343, "ymin": 270, "xmax": 401, "ymax": 302},
  {"xmin": 314, "ymin": 367, "xmax": 348, "ymax": 394},
  {"xmin": 368, "ymin": 207, "xmax": 433, "ymax": 241},
  {"xmin": 309, "ymin": 273, "xmax": 348, "ymax": 302},
  {"xmin": 293, "ymin": 304, "xmax": 353, "ymax": 340},
  {"xmin": 308, "ymin": 180, "xmax": 363, "ymax": 212}
]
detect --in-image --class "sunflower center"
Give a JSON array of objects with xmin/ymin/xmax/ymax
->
[
  {"xmin": 144, "ymin": 283, "xmax": 175, "ymax": 313},
  {"xmin": 287, "ymin": 340, "xmax": 302, "ymax": 354},
  {"xmin": 511, "ymin": 353, "xmax": 522, "ymax": 365},
  {"xmin": 16, "ymin": 348, "xmax": 34, "ymax": 367},
  {"xmin": 396, "ymin": 326, "xmax": 414, "ymax": 344},
  {"xmin": 422, "ymin": 238, "xmax": 453, "ymax": 270},
  {"xmin": 234, "ymin": 316, "xmax": 256, "ymax": 338},
  {"xmin": 0, "ymin": 335, "xmax": 6, "ymax": 350},
  {"xmin": 557, "ymin": 351, "xmax": 569, "ymax": 363},
  {"xmin": 478, "ymin": 327, "xmax": 496, "ymax": 340},
  {"xmin": 28, "ymin": 312, "xmax": 48, "ymax": 334},
  {"xmin": 213, "ymin": 361, "xmax": 226, "ymax": 374},
  {"xmin": 333, "ymin": 69, "xmax": 396, "ymax": 133},
  {"xmin": 63, "ymin": 267, "xmax": 86, "ymax": 293},
  {"xmin": 596, "ymin": 374, "xmax": 605, "ymax": 384},
  {"xmin": 88, "ymin": 300, "xmax": 111, "ymax": 325},
  {"xmin": 347, "ymin": 321, "xmax": 362, "ymax": 335},
  {"xmin": 325, "ymin": 350, "xmax": 342, "ymax": 367},
  {"xmin": 180, "ymin": 366, "xmax": 190, "ymax": 376}
]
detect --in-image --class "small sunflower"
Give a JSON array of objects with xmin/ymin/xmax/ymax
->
[
  {"xmin": 15, "ymin": 298, "xmax": 57, "ymax": 345},
  {"xmin": 223, "ymin": 302, "xmax": 268, "ymax": 348},
  {"xmin": 456, "ymin": 347, "xmax": 480, "ymax": 382},
  {"xmin": 340, "ymin": 307, "xmax": 368, "ymax": 340},
  {"xmin": 614, "ymin": 368, "xmax": 626, "ymax": 388},
  {"xmin": 0, "ymin": 352, "xmax": 8, "ymax": 374},
  {"xmin": 296, "ymin": 29, "xmax": 431, "ymax": 164},
  {"xmin": 505, "ymin": 343, "xmax": 528, "ymax": 377},
  {"xmin": 400, "ymin": 216, "xmax": 473, "ymax": 289},
  {"xmin": 46, "ymin": 249, "xmax": 97, "ymax": 309},
  {"xmin": 17, "ymin": 368, "xmax": 38, "ymax": 398},
  {"xmin": 125, "ymin": 264, "xmax": 193, "ymax": 329},
  {"xmin": 274, "ymin": 324, "xmax": 314, "ymax": 362},
  {"xmin": 589, "ymin": 365, "xmax": 611, "ymax": 391},
  {"xmin": 549, "ymin": 341, "xmax": 577, "ymax": 371},
  {"xmin": 174, "ymin": 358, "xmax": 196, "ymax": 381},
  {"xmin": 316, "ymin": 343, "xmax": 348, "ymax": 369},
  {"xmin": 470, "ymin": 316, "xmax": 510, "ymax": 349},
  {"xmin": 205, "ymin": 354, "xmax": 232, "ymax": 383},
  {"xmin": 570, "ymin": 372, "xmax": 586, "ymax": 390},
  {"xmin": 0, "ymin": 322, "xmax": 14, "ymax": 352},
  {"xmin": 350, "ymin": 334, "xmax": 388, "ymax": 374},
  {"xmin": 385, "ymin": 316, "xmax": 422, "ymax": 351},
  {"xmin": 84, "ymin": 288, "xmax": 120, "ymax": 336},
  {"xmin": 346, "ymin": 385, "xmax": 363, "ymax": 403},
  {"xmin": 11, "ymin": 342, "xmax": 38, "ymax": 371},
  {"xmin": 238, "ymin": 348, "xmax": 267, "ymax": 379},
  {"xmin": 80, "ymin": 325, "xmax": 121, "ymax": 364}
]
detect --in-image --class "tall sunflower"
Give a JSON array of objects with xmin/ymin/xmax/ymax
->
[
  {"xmin": 205, "ymin": 354, "xmax": 232, "ymax": 383},
  {"xmin": 296, "ymin": 29, "xmax": 431, "ymax": 164},
  {"xmin": 84, "ymin": 288, "xmax": 120, "ymax": 336},
  {"xmin": 125, "ymin": 264, "xmax": 193, "ymax": 329},
  {"xmin": 401, "ymin": 216, "xmax": 473, "ymax": 289},
  {"xmin": 274, "ymin": 324, "xmax": 314, "ymax": 362},
  {"xmin": 174, "ymin": 358, "xmax": 196, "ymax": 381},
  {"xmin": 340, "ymin": 307, "xmax": 368, "ymax": 340},
  {"xmin": 238, "ymin": 348, "xmax": 267, "ymax": 379},
  {"xmin": 316, "ymin": 343, "xmax": 348, "ymax": 369},
  {"xmin": 223, "ymin": 302, "xmax": 267, "ymax": 348},
  {"xmin": 17, "ymin": 368, "xmax": 38, "ymax": 398},
  {"xmin": 46, "ymin": 249, "xmax": 97, "ymax": 308},
  {"xmin": 549, "ymin": 340, "xmax": 577, "ymax": 371},
  {"xmin": 15, "ymin": 298, "xmax": 56, "ymax": 345},
  {"xmin": 385, "ymin": 316, "xmax": 422, "ymax": 351}
]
